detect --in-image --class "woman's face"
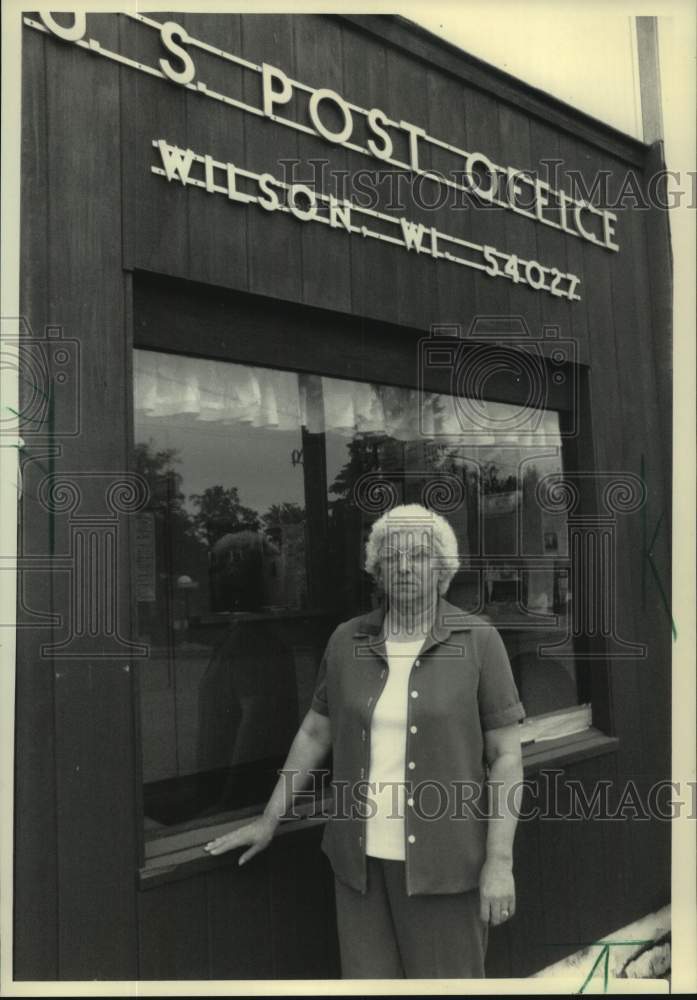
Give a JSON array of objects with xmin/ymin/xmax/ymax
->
[{"xmin": 377, "ymin": 524, "xmax": 441, "ymax": 612}]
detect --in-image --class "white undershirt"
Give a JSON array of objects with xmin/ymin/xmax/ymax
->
[{"xmin": 365, "ymin": 636, "xmax": 425, "ymax": 860}]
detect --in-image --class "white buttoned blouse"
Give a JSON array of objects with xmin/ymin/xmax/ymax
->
[{"xmin": 364, "ymin": 636, "xmax": 425, "ymax": 860}]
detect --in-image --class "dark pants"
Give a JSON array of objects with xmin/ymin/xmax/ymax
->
[{"xmin": 334, "ymin": 857, "xmax": 489, "ymax": 979}]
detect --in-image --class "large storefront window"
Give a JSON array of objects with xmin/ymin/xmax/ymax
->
[{"xmin": 133, "ymin": 348, "xmax": 579, "ymax": 833}]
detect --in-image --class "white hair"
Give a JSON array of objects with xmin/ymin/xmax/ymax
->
[{"xmin": 364, "ymin": 503, "xmax": 460, "ymax": 595}]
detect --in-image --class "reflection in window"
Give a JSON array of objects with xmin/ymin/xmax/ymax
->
[{"xmin": 133, "ymin": 349, "xmax": 579, "ymax": 833}]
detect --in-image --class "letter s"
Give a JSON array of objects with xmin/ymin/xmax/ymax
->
[
  {"xmin": 258, "ymin": 173, "xmax": 280, "ymax": 212},
  {"xmin": 366, "ymin": 108, "xmax": 394, "ymax": 161},
  {"xmin": 159, "ymin": 21, "xmax": 196, "ymax": 86}
]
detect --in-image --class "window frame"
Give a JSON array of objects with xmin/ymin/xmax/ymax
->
[{"xmin": 128, "ymin": 269, "xmax": 618, "ymax": 880}]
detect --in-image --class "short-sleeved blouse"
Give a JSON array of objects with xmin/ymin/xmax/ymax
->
[{"xmin": 310, "ymin": 596, "xmax": 526, "ymax": 896}]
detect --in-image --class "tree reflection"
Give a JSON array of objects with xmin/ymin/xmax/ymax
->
[
  {"xmin": 134, "ymin": 441, "xmax": 308, "ymax": 617},
  {"xmin": 190, "ymin": 484, "xmax": 260, "ymax": 547}
]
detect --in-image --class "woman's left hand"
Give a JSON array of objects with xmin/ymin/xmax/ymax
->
[{"xmin": 479, "ymin": 856, "xmax": 516, "ymax": 926}]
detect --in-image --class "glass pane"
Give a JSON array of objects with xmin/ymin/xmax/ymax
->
[
  {"xmin": 134, "ymin": 350, "xmax": 579, "ymax": 834},
  {"xmin": 319, "ymin": 376, "xmax": 577, "ymax": 719},
  {"xmin": 133, "ymin": 350, "xmax": 331, "ymax": 831},
  {"xmin": 471, "ymin": 432, "xmax": 576, "ymax": 717}
]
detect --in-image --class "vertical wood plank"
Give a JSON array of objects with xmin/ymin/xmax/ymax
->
[
  {"xmin": 181, "ymin": 13, "xmax": 248, "ymax": 292},
  {"xmin": 207, "ymin": 854, "xmax": 274, "ymax": 978},
  {"xmin": 560, "ymin": 147, "xmax": 647, "ymax": 773},
  {"xmin": 138, "ymin": 877, "xmax": 209, "ymax": 978},
  {"xmin": 604, "ymin": 160, "xmax": 671, "ymax": 928},
  {"xmin": 14, "ymin": 23, "xmax": 59, "ymax": 980},
  {"xmin": 485, "ymin": 922, "xmax": 512, "ymax": 978},
  {"xmin": 120, "ymin": 10, "xmax": 189, "ymax": 275},
  {"xmin": 600, "ymin": 753, "xmax": 633, "ymax": 933},
  {"xmin": 507, "ymin": 780, "xmax": 549, "ymax": 975},
  {"xmin": 123, "ymin": 275, "xmax": 147, "ymax": 870},
  {"xmin": 529, "ymin": 123, "xmax": 575, "ymax": 348},
  {"xmin": 462, "ymin": 87, "xmax": 510, "ymax": 322},
  {"xmin": 497, "ymin": 106, "xmax": 541, "ymax": 335},
  {"xmin": 642, "ymin": 142, "xmax": 673, "ymax": 500},
  {"xmin": 382, "ymin": 44, "xmax": 437, "ymax": 331},
  {"xmin": 341, "ymin": 27, "xmax": 393, "ymax": 325},
  {"xmin": 602, "ymin": 159, "xmax": 649, "ymax": 781},
  {"xmin": 426, "ymin": 70, "xmax": 475, "ymax": 330},
  {"xmin": 241, "ymin": 14, "xmax": 302, "ymax": 303},
  {"xmin": 293, "ymin": 15, "xmax": 352, "ymax": 313},
  {"xmin": 54, "ymin": 662, "xmax": 139, "ymax": 977},
  {"xmin": 563, "ymin": 140, "xmax": 620, "ymax": 466},
  {"xmin": 557, "ymin": 132, "xmax": 589, "ymax": 348},
  {"xmin": 617, "ymin": 192, "xmax": 671, "ymax": 784},
  {"xmin": 44, "ymin": 13, "xmax": 139, "ymax": 977},
  {"xmin": 568, "ymin": 757, "xmax": 619, "ymax": 946},
  {"xmin": 321, "ymin": 851, "xmax": 342, "ymax": 976},
  {"xmin": 537, "ymin": 770, "xmax": 580, "ymax": 967},
  {"xmin": 269, "ymin": 827, "xmax": 339, "ymax": 978}
]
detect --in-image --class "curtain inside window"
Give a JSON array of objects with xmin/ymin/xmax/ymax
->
[{"xmin": 134, "ymin": 351, "xmax": 560, "ymax": 445}]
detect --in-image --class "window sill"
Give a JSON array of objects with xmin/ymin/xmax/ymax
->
[
  {"xmin": 138, "ymin": 728, "xmax": 619, "ymax": 890},
  {"xmin": 188, "ymin": 608, "xmax": 335, "ymax": 628},
  {"xmin": 522, "ymin": 727, "xmax": 618, "ymax": 774},
  {"xmin": 139, "ymin": 800, "xmax": 328, "ymax": 890}
]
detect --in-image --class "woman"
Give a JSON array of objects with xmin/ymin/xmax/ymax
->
[{"xmin": 204, "ymin": 503, "xmax": 525, "ymax": 979}]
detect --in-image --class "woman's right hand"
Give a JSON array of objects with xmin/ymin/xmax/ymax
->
[{"xmin": 203, "ymin": 815, "xmax": 277, "ymax": 864}]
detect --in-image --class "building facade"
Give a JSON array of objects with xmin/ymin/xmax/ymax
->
[{"xmin": 15, "ymin": 11, "xmax": 672, "ymax": 980}]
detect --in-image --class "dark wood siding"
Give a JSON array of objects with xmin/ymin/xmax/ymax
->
[
  {"xmin": 15, "ymin": 23, "xmax": 58, "ymax": 980},
  {"xmin": 293, "ymin": 14, "xmax": 352, "ymax": 314},
  {"xmin": 137, "ymin": 826, "xmax": 339, "ymax": 979},
  {"xmin": 17, "ymin": 11, "xmax": 670, "ymax": 981},
  {"xmin": 17, "ymin": 14, "xmax": 140, "ymax": 979}
]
